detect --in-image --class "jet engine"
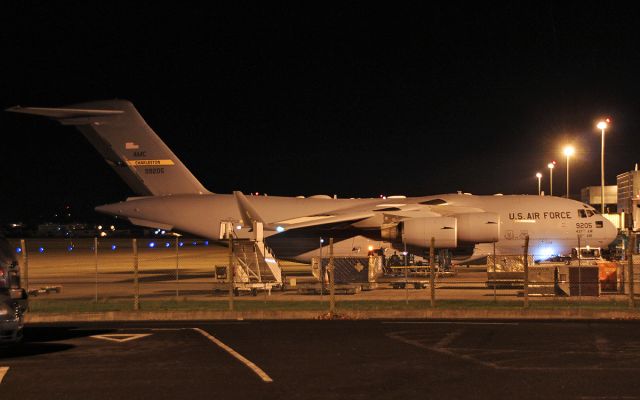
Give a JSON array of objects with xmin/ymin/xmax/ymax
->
[
  {"xmin": 381, "ymin": 217, "xmax": 458, "ymax": 248},
  {"xmin": 380, "ymin": 213, "xmax": 499, "ymax": 249},
  {"xmin": 455, "ymin": 212, "xmax": 500, "ymax": 243}
]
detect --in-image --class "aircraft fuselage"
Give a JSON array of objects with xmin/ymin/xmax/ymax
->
[{"xmin": 95, "ymin": 193, "xmax": 617, "ymax": 263}]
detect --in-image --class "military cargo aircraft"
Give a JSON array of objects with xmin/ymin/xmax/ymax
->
[{"xmin": 7, "ymin": 100, "xmax": 618, "ymax": 263}]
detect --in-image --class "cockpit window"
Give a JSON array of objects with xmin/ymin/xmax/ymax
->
[{"xmin": 578, "ymin": 209, "xmax": 596, "ymax": 218}]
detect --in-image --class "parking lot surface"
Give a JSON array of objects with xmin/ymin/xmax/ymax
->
[{"xmin": 2, "ymin": 320, "xmax": 640, "ymax": 399}]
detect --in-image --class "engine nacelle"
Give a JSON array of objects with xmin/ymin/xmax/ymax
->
[
  {"xmin": 455, "ymin": 212, "xmax": 500, "ymax": 243},
  {"xmin": 401, "ymin": 217, "xmax": 457, "ymax": 248}
]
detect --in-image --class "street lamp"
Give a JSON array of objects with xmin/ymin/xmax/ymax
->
[
  {"xmin": 536, "ymin": 172, "xmax": 542, "ymax": 196},
  {"xmin": 597, "ymin": 118, "xmax": 610, "ymax": 214},
  {"xmin": 547, "ymin": 161, "xmax": 556, "ymax": 196},
  {"xmin": 563, "ymin": 145, "xmax": 575, "ymax": 199}
]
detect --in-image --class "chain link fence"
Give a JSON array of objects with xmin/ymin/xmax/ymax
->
[{"xmin": 6, "ymin": 236, "xmax": 640, "ymax": 313}]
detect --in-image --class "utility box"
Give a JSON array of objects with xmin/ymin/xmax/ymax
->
[
  {"xmin": 598, "ymin": 261, "xmax": 619, "ymax": 293},
  {"xmin": 311, "ymin": 256, "xmax": 384, "ymax": 286},
  {"xmin": 527, "ymin": 266, "xmax": 558, "ymax": 296},
  {"xmin": 569, "ymin": 266, "xmax": 600, "ymax": 296}
]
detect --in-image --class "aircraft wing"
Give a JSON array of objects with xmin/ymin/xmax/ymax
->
[
  {"xmin": 233, "ymin": 191, "xmax": 375, "ymax": 231},
  {"xmin": 276, "ymin": 211, "xmax": 376, "ymax": 231},
  {"xmin": 421, "ymin": 204, "xmax": 485, "ymax": 216},
  {"xmin": 272, "ymin": 200, "xmax": 486, "ymax": 232},
  {"xmin": 231, "ymin": 190, "xmax": 493, "ymax": 233}
]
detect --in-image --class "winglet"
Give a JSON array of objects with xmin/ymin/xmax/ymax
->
[{"xmin": 233, "ymin": 191, "xmax": 276, "ymax": 230}]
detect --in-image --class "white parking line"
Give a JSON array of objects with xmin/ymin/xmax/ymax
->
[
  {"xmin": 192, "ymin": 328, "xmax": 273, "ymax": 383},
  {"xmin": 0, "ymin": 367, "xmax": 9, "ymax": 384},
  {"xmin": 91, "ymin": 333, "xmax": 152, "ymax": 343}
]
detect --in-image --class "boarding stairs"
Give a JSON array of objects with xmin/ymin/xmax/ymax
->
[
  {"xmin": 232, "ymin": 239, "xmax": 282, "ymax": 284},
  {"xmin": 220, "ymin": 220, "xmax": 282, "ymax": 286}
]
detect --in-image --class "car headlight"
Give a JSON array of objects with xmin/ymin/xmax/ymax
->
[{"xmin": 0, "ymin": 303, "xmax": 12, "ymax": 317}]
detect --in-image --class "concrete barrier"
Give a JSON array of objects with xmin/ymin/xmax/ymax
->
[{"xmin": 24, "ymin": 308, "xmax": 640, "ymax": 323}]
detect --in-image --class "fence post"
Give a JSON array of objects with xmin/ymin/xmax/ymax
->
[
  {"xmin": 20, "ymin": 239, "xmax": 28, "ymax": 293},
  {"xmin": 264, "ymin": 282, "xmax": 268, "ymax": 303},
  {"xmin": 175, "ymin": 236, "xmax": 180, "ymax": 299},
  {"xmin": 523, "ymin": 235, "xmax": 529, "ymax": 309},
  {"xmin": 404, "ymin": 250, "xmax": 408, "ymax": 305},
  {"xmin": 133, "ymin": 238, "xmax": 139, "ymax": 311},
  {"xmin": 492, "ymin": 242, "xmax": 497, "ymax": 303},
  {"xmin": 94, "ymin": 237, "xmax": 99, "ymax": 303},
  {"xmin": 577, "ymin": 234, "xmax": 582, "ymax": 303},
  {"xmin": 329, "ymin": 238, "xmax": 335, "ymax": 314},
  {"xmin": 228, "ymin": 235, "xmax": 234, "ymax": 311},
  {"xmin": 629, "ymin": 230, "xmax": 635, "ymax": 309},
  {"xmin": 319, "ymin": 238, "xmax": 324, "ymax": 299},
  {"xmin": 430, "ymin": 237, "xmax": 436, "ymax": 308}
]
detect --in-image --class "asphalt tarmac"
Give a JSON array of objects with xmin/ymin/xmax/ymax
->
[{"xmin": 1, "ymin": 320, "xmax": 640, "ymax": 399}]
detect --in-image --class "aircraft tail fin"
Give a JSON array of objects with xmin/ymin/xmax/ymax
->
[{"xmin": 7, "ymin": 100, "xmax": 210, "ymax": 196}]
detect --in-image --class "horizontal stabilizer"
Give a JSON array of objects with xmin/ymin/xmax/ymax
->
[{"xmin": 6, "ymin": 106, "xmax": 124, "ymax": 119}]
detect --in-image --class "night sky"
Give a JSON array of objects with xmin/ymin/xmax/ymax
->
[{"xmin": 2, "ymin": 3, "xmax": 640, "ymax": 224}]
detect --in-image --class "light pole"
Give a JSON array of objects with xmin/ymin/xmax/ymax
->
[
  {"xmin": 563, "ymin": 145, "xmax": 575, "ymax": 199},
  {"xmin": 597, "ymin": 119, "xmax": 610, "ymax": 214},
  {"xmin": 547, "ymin": 161, "xmax": 556, "ymax": 196},
  {"xmin": 536, "ymin": 172, "xmax": 542, "ymax": 196}
]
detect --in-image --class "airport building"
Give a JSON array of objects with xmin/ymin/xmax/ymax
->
[
  {"xmin": 617, "ymin": 166, "xmax": 640, "ymax": 230},
  {"xmin": 581, "ymin": 185, "xmax": 617, "ymax": 213}
]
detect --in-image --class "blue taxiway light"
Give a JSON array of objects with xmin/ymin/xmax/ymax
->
[
  {"xmin": 149, "ymin": 242, "xmax": 156, "ymax": 248},
  {"xmin": 16, "ymin": 247, "xmax": 22, "ymax": 253},
  {"xmin": 38, "ymin": 247, "xmax": 45, "ymax": 253},
  {"xmin": 165, "ymin": 242, "xmax": 171, "ymax": 248},
  {"xmin": 179, "ymin": 242, "xmax": 184, "ymax": 247},
  {"xmin": 111, "ymin": 245, "xmax": 117, "ymax": 251}
]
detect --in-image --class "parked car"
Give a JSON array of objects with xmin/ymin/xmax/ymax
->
[{"xmin": 0, "ymin": 235, "xmax": 28, "ymax": 344}]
